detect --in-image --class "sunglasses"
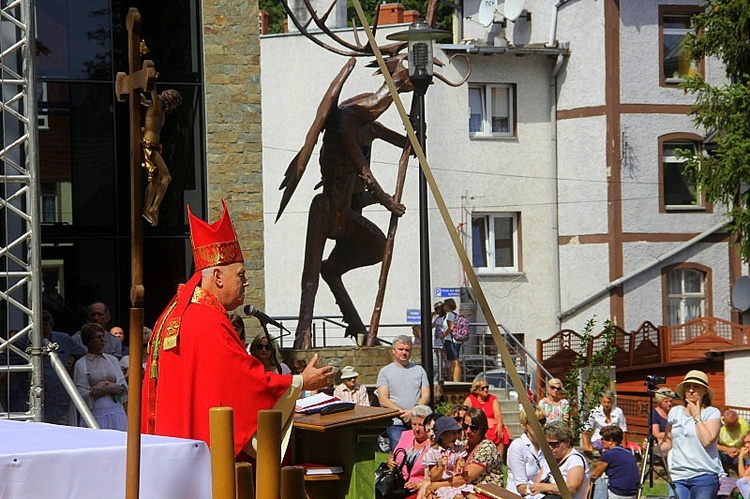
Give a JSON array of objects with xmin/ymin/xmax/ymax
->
[
  {"xmin": 547, "ymin": 440, "xmax": 562, "ymax": 448},
  {"xmin": 478, "ymin": 386, "xmax": 489, "ymax": 390},
  {"xmin": 462, "ymin": 423, "xmax": 479, "ymax": 432},
  {"xmin": 549, "ymin": 386, "xmax": 563, "ymax": 391},
  {"xmin": 257, "ymin": 344, "xmax": 271, "ymax": 351}
]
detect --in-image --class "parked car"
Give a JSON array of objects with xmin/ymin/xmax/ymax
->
[
  {"xmin": 462, "ymin": 355, "xmax": 500, "ymax": 379},
  {"xmin": 474, "ymin": 368, "xmax": 532, "ymax": 401}
]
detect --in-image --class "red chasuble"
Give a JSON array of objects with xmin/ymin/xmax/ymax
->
[{"xmin": 142, "ymin": 274, "xmax": 292, "ymax": 456}]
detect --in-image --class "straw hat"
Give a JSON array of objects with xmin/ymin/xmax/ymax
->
[
  {"xmin": 339, "ymin": 366, "xmax": 359, "ymax": 379},
  {"xmin": 674, "ymin": 370, "xmax": 714, "ymax": 402},
  {"xmin": 654, "ymin": 387, "xmax": 677, "ymax": 399}
]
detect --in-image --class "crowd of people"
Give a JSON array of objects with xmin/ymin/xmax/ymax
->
[
  {"xmin": 377, "ymin": 364, "xmax": 750, "ymax": 499},
  {"xmin": 0, "ymin": 302, "xmax": 137, "ymax": 430}
]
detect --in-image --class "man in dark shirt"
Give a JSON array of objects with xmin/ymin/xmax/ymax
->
[{"xmin": 591, "ymin": 425, "xmax": 639, "ymax": 499}]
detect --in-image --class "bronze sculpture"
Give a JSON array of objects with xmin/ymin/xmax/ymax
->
[
  {"xmin": 277, "ymin": 57, "xmax": 413, "ymax": 349},
  {"xmin": 275, "ymin": 0, "xmax": 470, "ymax": 348}
]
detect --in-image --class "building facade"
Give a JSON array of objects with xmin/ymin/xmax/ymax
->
[{"xmin": 261, "ymin": 0, "xmax": 739, "ymax": 349}]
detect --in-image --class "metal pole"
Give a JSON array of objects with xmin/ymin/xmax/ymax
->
[
  {"xmin": 46, "ymin": 346, "xmax": 99, "ymax": 429},
  {"xmin": 23, "ymin": 0, "xmax": 44, "ymax": 424},
  {"xmin": 416, "ymin": 90, "xmax": 434, "ymax": 404}
]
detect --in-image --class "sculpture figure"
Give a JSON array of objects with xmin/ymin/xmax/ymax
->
[
  {"xmin": 273, "ymin": 0, "xmax": 470, "ymax": 347},
  {"xmin": 141, "ymin": 87, "xmax": 182, "ymax": 226},
  {"xmin": 277, "ymin": 57, "xmax": 413, "ymax": 349}
]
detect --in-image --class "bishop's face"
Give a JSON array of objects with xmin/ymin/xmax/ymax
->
[{"xmin": 217, "ymin": 262, "xmax": 248, "ymax": 311}]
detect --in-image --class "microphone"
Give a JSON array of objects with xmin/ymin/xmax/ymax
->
[{"xmin": 243, "ymin": 304, "xmax": 292, "ymax": 335}]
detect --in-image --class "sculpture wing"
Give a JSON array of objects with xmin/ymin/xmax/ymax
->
[{"xmin": 276, "ymin": 58, "xmax": 357, "ymax": 222}]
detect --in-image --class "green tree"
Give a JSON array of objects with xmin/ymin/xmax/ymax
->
[
  {"xmin": 680, "ymin": 0, "xmax": 750, "ymax": 260},
  {"xmin": 563, "ymin": 317, "xmax": 617, "ymax": 440}
]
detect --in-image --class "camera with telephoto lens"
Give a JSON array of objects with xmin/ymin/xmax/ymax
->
[{"xmin": 645, "ymin": 374, "xmax": 666, "ymax": 390}]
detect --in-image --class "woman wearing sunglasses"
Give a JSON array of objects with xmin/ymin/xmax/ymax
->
[
  {"xmin": 530, "ymin": 421, "xmax": 591, "ymax": 499},
  {"xmin": 538, "ymin": 377, "xmax": 570, "ymax": 424},
  {"xmin": 463, "ymin": 378, "xmax": 511, "ymax": 456},
  {"xmin": 422, "ymin": 407, "xmax": 504, "ymax": 497},
  {"xmin": 248, "ymin": 333, "xmax": 291, "ymax": 374}
]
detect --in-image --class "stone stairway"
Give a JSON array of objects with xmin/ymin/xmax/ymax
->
[{"xmin": 496, "ymin": 392, "xmax": 523, "ymax": 438}]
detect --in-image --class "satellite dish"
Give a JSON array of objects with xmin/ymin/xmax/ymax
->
[
  {"xmin": 478, "ymin": 0, "xmax": 498, "ymax": 27},
  {"xmin": 732, "ymin": 275, "xmax": 750, "ymax": 311},
  {"xmin": 503, "ymin": 0, "xmax": 525, "ymax": 22}
]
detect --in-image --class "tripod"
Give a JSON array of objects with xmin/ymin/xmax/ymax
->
[{"xmin": 637, "ymin": 388, "xmax": 676, "ymax": 499}]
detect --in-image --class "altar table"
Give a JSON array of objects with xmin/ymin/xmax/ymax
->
[{"xmin": 0, "ymin": 419, "xmax": 211, "ymax": 498}]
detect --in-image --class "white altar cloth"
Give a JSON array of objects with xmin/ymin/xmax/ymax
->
[{"xmin": 0, "ymin": 419, "xmax": 211, "ymax": 498}]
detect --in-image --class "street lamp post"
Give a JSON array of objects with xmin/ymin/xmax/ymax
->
[{"xmin": 388, "ymin": 22, "xmax": 451, "ymax": 405}]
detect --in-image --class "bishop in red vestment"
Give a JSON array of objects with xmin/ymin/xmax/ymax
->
[{"xmin": 142, "ymin": 200, "xmax": 333, "ymax": 456}]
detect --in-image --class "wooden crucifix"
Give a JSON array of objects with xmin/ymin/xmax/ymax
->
[
  {"xmin": 115, "ymin": 8, "xmax": 149, "ymax": 499},
  {"xmin": 115, "ymin": 9, "xmax": 183, "ymax": 498}
]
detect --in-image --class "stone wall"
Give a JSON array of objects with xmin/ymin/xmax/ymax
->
[
  {"xmin": 201, "ymin": 0, "xmax": 265, "ymax": 314},
  {"xmin": 280, "ymin": 346, "xmax": 411, "ymax": 384}
]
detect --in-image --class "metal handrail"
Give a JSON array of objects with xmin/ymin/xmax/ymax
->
[{"xmin": 264, "ymin": 315, "xmax": 554, "ymax": 397}]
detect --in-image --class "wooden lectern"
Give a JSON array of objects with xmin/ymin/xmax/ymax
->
[{"xmin": 293, "ymin": 405, "xmax": 399, "ymax": 499}]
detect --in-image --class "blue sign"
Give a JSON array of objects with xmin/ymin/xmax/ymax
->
[
  {"xmin": 434, "ymin": 287, "xmax": 461, "ymax": 297},
  {"xmin": 406, "ymin": 309, "xmax": 421, "ymax": 324}
]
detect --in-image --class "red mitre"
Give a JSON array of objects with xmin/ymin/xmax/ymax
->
[{"xmin": 188, "ymin": 200, "xmax": 243, "ymax": 270}]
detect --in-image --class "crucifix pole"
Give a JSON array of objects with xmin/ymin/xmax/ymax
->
[{"xmin": 115, "ymin": 8, "xmax": 153, "ymax": 499}]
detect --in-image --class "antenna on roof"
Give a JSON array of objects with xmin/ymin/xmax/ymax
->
[
  {"xmin": 477, "ymin": 0, "xmax": 498, "ymax": 27},
  {"xmin": 502, "ymin": 0, "xmax": 525, "ymax": 22}
]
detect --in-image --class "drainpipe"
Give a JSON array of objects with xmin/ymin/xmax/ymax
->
[
  {"xmin": 550, "ymin": 53, "xmax": 565, "ymax": 330},
  {"xmin": 547, "ymin": 0, "xmax": 572, "ymax": 48}
]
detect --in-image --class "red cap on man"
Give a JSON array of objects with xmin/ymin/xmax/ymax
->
[{"xmin": 188, "ymin": 199, "xmax": 243, "ymax": 271}]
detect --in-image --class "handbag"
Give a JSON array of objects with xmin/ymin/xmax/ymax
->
[{"xmin": 375, "ymin": 448, "xmax": 410, "ymax": 499}]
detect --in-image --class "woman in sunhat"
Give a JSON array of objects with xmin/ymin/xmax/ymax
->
[{"xmin": 657, "ymin": 370, "xmax": 723, "ymax": 499}]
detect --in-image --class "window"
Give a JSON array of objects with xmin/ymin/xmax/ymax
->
[
  {"xmin": 665, "ymin": 267, "xmax": 707, "ymax": 326},
  {"xmin": 37, "ymin": 82, "xmax": 49, "ymax": 130},
  {"xmin": 662, "ymin": 140, "xmax": 702, "ymax": 209},
  {"xmin": 469, "ymin": 84, "xmax": 515, "ymax": 137},
  {"xmin": 660, "ymin": 8, "xmax": 700, "ymax": 85},
  {"xmin": 471, "ymin": 213, "xmax": 520, "ymax": 273}
]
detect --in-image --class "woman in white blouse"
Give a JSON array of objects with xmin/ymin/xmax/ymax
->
[
  {"xmin": 74, "ymin": 323, "xmax": 127, "ymax": 430},
  {"xmin": 582, "ymin": 390, "xmax": 628, "ymax": 453},
  {"xmin": 506, "ymin": 406, "xmax": 547, "ymax": 495}
]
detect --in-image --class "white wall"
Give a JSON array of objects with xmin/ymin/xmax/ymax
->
[{"xmin": 725, "ymin": 351, "xmax": 750, "ymax": 407}]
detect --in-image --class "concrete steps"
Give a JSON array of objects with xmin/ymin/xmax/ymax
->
[{"xmin": 496, "ymin": 392, "xmax": 522, "ymax": 438}]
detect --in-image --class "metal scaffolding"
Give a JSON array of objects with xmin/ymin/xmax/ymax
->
[{"xmin": 0, "ymin": 0, "xmax": 42, "ymax": 421}]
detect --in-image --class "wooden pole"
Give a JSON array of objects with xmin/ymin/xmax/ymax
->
[
  {"xmin": 280, "ymin": 466, "xmax": 305, "ymax": 499},
  {"xmin": 210, "ymin": 407, "xmax": 236, "ymax": 499},
  {"xmin": 367, "ymin": 138, "xmax": 413, "ymax": 345},
  {"xmin": 122, "ymin": 8, "xmax": 146, "ymax": 499},
  {"xmin": 256, "ymin": 410, "xmax": 282, "ymax": 499}
]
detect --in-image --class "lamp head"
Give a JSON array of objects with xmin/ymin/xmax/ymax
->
[{"xmin": 387, "ymin": 22, "xmax": 451, "ymax": 95}]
